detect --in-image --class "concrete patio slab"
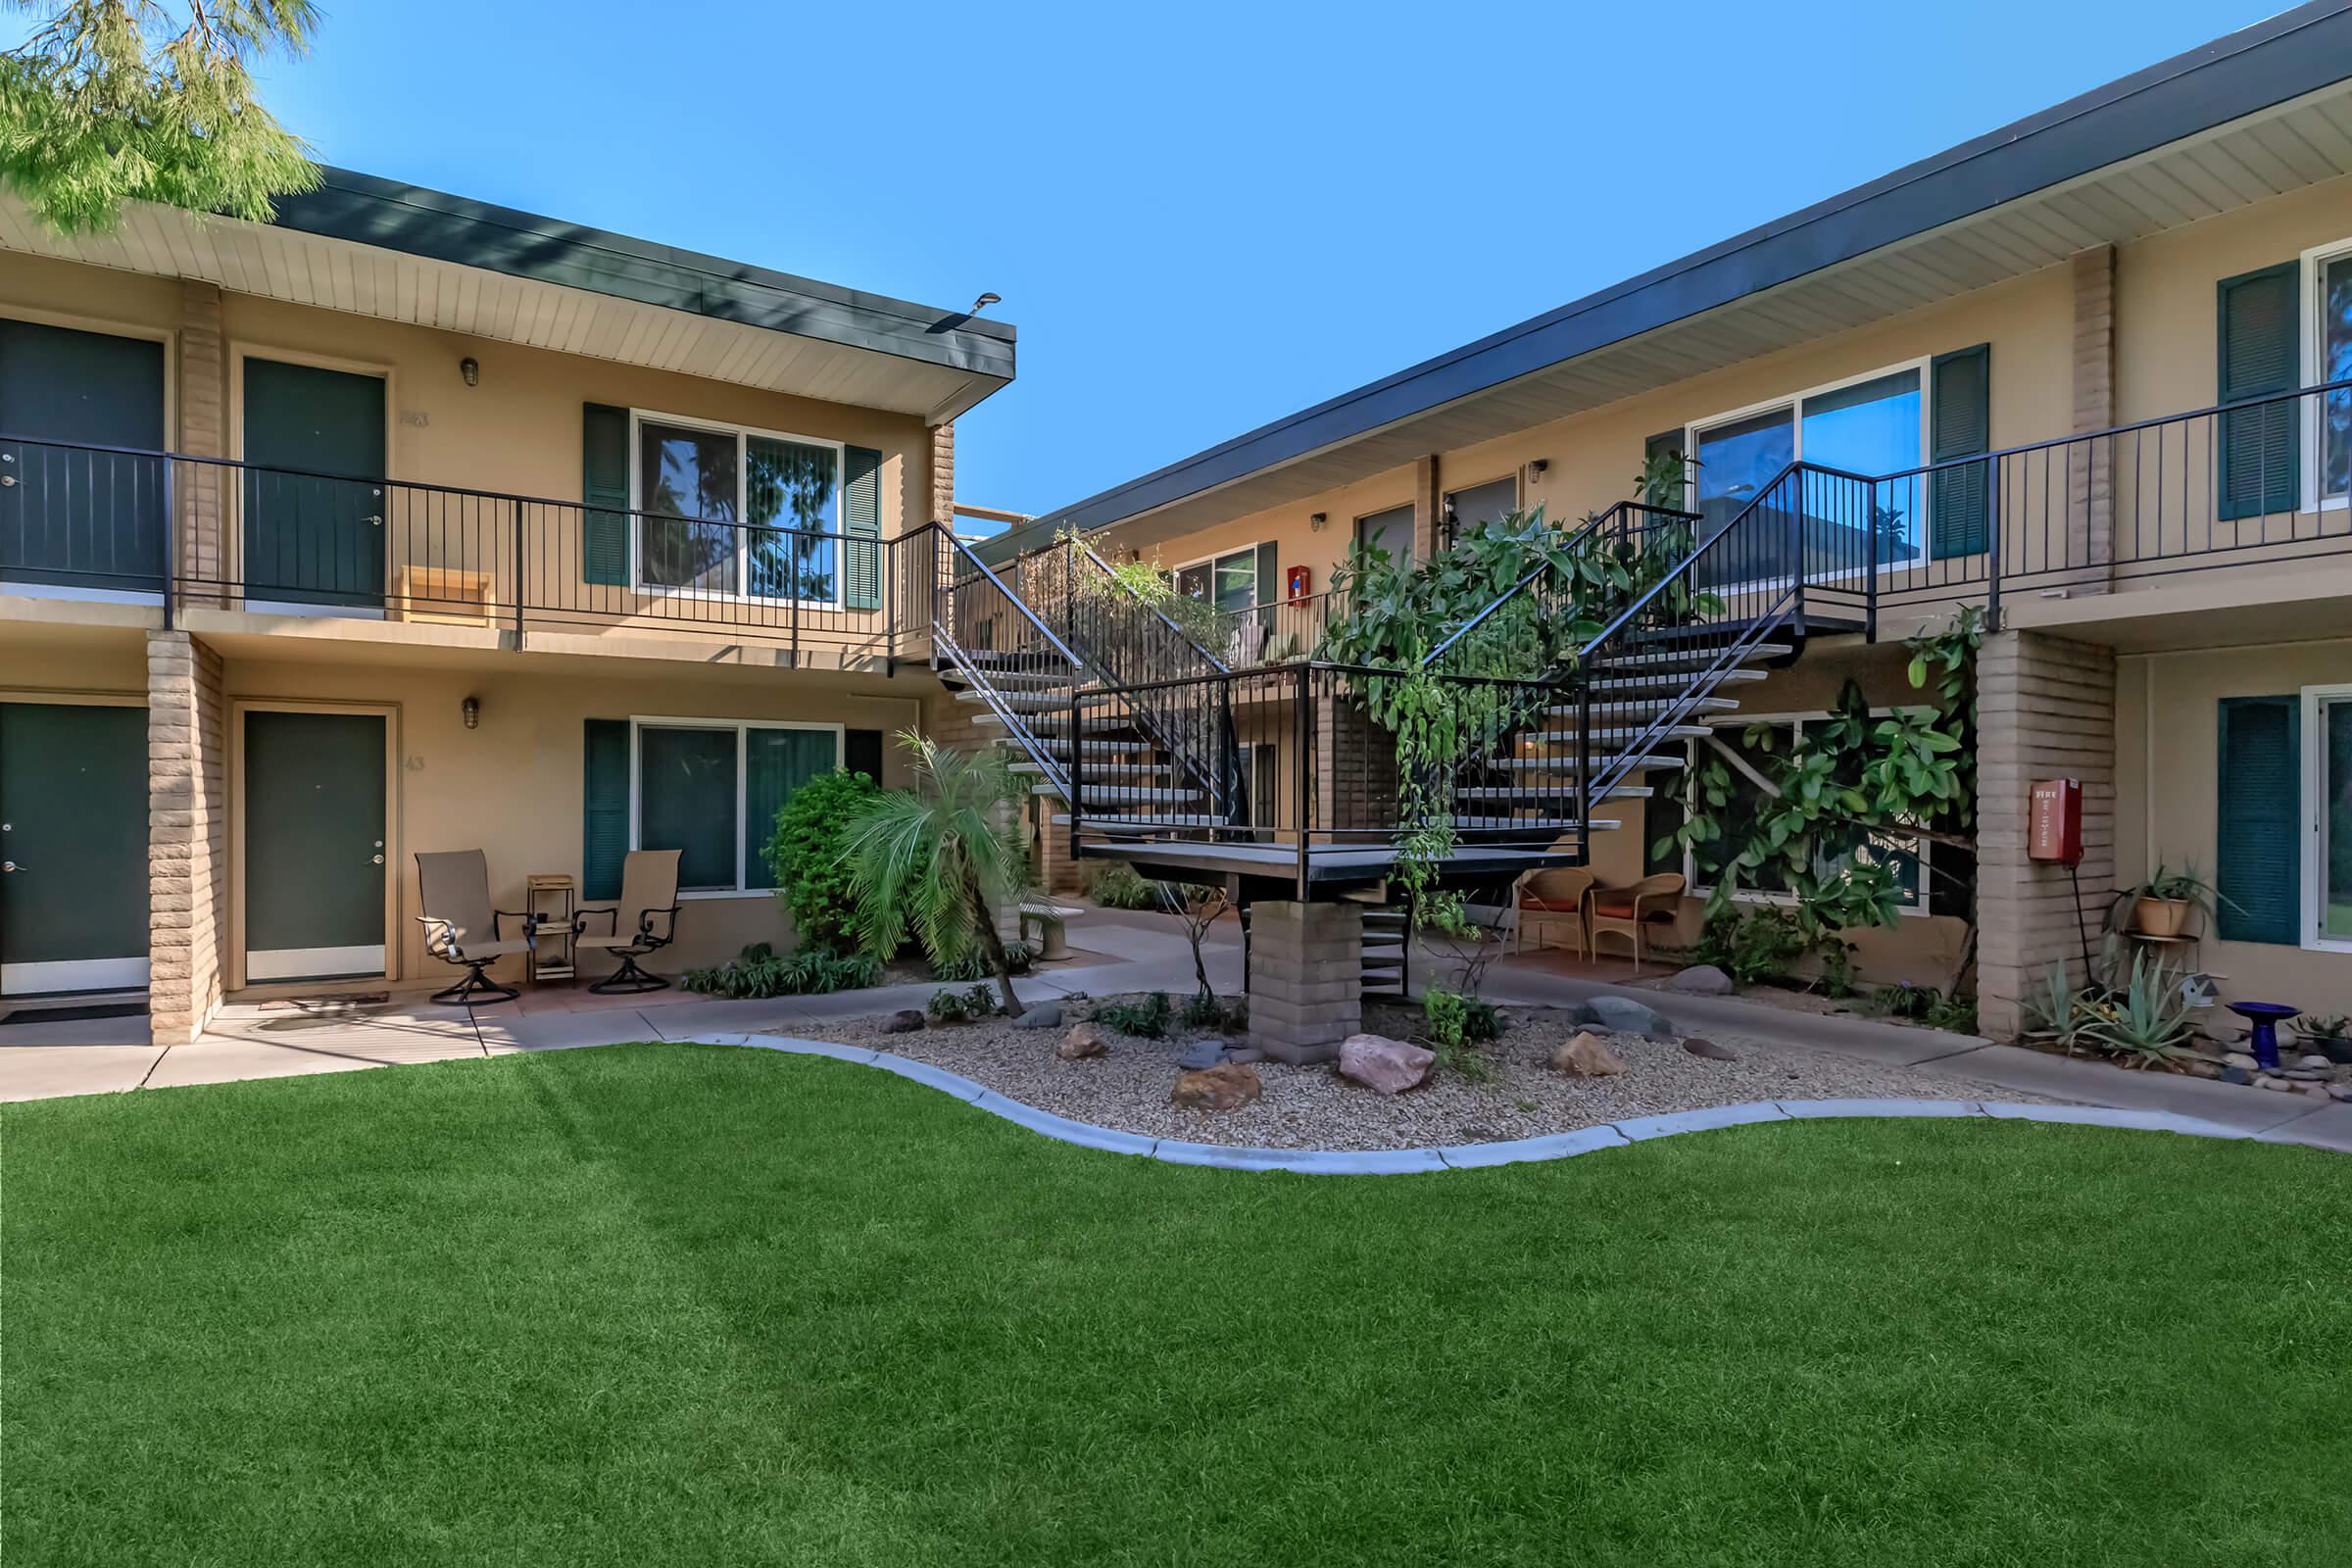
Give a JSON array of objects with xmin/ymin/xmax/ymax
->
[
  {"xmin": 0, "ymin": 1045, "xmax": 167, "ymax": 1102},
  {"xmin": 475, "ymin": 1007, "xmax": 664, "ymax": 1054},
  {"xmin": 2251, "ymin": 1102, "xmax": 2352, "ymax": 1152}
]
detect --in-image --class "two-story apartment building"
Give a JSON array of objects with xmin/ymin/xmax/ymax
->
[
  {"xmin": 984, "ymin": 3, "xmax": 2352, "ymax": 1044},
  {"xmin": 0, "ymin": 170, "xmax": 1011, "ymax": 1040}
]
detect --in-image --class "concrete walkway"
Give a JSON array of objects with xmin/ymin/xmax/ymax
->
[{"xmin": 2, "ymin": 910, "xmax": 2343, "ymax": 1154}]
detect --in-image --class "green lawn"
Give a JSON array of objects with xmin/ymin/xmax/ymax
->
[{"xmin": 6, "ymin": 1046, "xmax": 2349, "ymax": 1567}]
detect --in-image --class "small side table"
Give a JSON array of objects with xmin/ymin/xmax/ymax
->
[{"xmin": 526, "ymin": 873, "xmax": 577, "ymax": 984}]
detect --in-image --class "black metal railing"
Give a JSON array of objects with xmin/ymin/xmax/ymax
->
[
  {"xmin": 1205, "ymin": 589, "xmax": 1347, "ymax": 665},
  {"xmin": 1425, "ymin": 499, "xmax": 1704, "ymax": 673}
]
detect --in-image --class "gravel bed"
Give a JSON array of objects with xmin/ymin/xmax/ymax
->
[{"xmin": 779, "ymin": 997, "xmax": 2034, "ymax": 1152}]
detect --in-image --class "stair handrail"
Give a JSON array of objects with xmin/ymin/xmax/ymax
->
[
  {"xmin": 1074, "ymin": 541, "xmax": 1230, "ymax": 673},
  {"xmin": 939, "ymin": 527, "xmax": 1086, "ymax": 670}
]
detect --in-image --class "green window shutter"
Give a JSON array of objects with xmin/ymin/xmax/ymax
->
[
  {"xmin": 2217, "ymin": 263, "xmax": 2300, "ymax": 521},
  {"xmin": 1254, "ymin": 540, "xmax": 1281, "ymax": 608},
  {"xmin": 1930, "ymin": 344, "xmax": 1990, "ymax": 560},
  {"xmin": 743, "ymin": 729, "xmax": 837, "ymax": 891},
  {"xmin": 844, "ymin": 445, "xmax": 883, "ymax": 611},
  {"xmin": 583, "ymin": 404, "xmax": 630, "ymax": 587},
  {"xmin": 2216, "ymin": 695, "xmax": 2302, "ymax": 945},
  {"xmin": 582, "ymin": 718, "xmax": 630, "ymax": 902}
]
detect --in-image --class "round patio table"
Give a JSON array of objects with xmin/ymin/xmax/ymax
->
[{"xmin": 2226, "ymin": 1001, "xmax": 2297, "ymax": 1072}]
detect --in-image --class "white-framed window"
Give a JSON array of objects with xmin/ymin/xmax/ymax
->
[
  {"xmin": 1665, "ymin": 710, "xmax": 1933, "ymax": 916},
  {"xmin": 630, "ymin": 409, "xmax": 844, "ymax": 606},
  {"xmin": 1171, "ymin": 545, "xmax": 1260, "ymax": 613},
  {"xmin": 628, "ymin": 717, "xmax": 843, "ymax": 898},
  {"xmin": 2299, "ymin": 235, "xmax": 2352, "ymax": 513},
  {"xmin": 2303, "ymin": 683, "xmax": 2352, "ymax": 953},
  {"xmin": 1684, "ymin": 359, "xmax": 1929, "ymax": 567}
]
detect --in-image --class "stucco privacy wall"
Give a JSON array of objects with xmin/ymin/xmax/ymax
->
[
  {"xmin": 215, "ymin": 654, "xmax": 923, "ymax": 984},
  {"xmin": 2118, "ymin": 636, "xmax": 2352, "ymax": 1018},
  {"xmin": 0, "ymin": 249, "xmax": 954, "ymax": 526}
]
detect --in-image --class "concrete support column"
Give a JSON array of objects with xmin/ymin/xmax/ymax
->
[
  {"xmin": 1249, "ymin": 899, "xmax": 1361, "ymax": 1063},
  {"xmin": 147, "ymin": 630, "xmax": 229, "ymax": 1044},
  {"xmin": 175, "ymin": 281, "xmax": 228, "ymax": 605},
  {"xmin": 1975, "ymin": 629, "xmax": 2117, "ymax": 1040},
  {"xmin": 2069, "ymin": 246, "xmax": 2116, "ymax": 589}
]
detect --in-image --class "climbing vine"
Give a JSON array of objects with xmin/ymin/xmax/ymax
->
[{"xmin": 1657, "ymin": 607, "xmax": 1984, "ymax": 985}]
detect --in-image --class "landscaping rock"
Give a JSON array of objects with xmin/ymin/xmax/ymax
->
[
  {"xmin": 2257, "ymin": 1075, "xmax": 2293, "ymax": 1092},
  {"xmin": 2329, "ymin": 1082, "xmax": 2352, "ymax": 1102},
  {"xmin": 1588, "ymin": 995, "xmax": 1674, "ymax": 1040},
  {"xmin": 1550, "ymin": 1031, "xmax": 1627, "ymax": 1078},
  {"xmin": 1669, "ymin": 964, "xmax": 1735, "ymax": 996},
  {"xmin": 1171, "ymin": 1062, "xmax": 1261, "ymax": 1112},
  {"xmin": 2298, "ymin": 1053, "xmax": 2332, "ymax": 1069},
  {"xmin": 1682, "ymin": 1036, "xmax": 1740, "ymax": 1062},
  {"xmin": 2220, "ymin": 1065, "xmax": 2254, "ymax": 1086},
  {"xmin": 1337, "ymin": 1033, "xmax": 1435, "ymax": 1096},
  {"xmin": 2223, "ymin": 1052, "xmax": 2260, "ymax": 1071},
  {"xmin": 1178, "ymin": 1038, "xmax": 1228, "ymax": 1070},
  {"xmin": 2179, "ymin": 1059, "xmax": 2222, "ymax": 1080},
  {"xmin": 1056, "ymin": 1023, "xmax": 1110, "ymax": 1060},
  {"xmin": 882, "ymin": 1009, "xmax": 926, "ymax": 1034},
  {"xmin": 1011, "ymin": 1003, "xmax": 1063, "ymax": 1030},
  {"xmin": 1225, "ymin": 1047, "xmax": 1265, "ymax": 1065}
]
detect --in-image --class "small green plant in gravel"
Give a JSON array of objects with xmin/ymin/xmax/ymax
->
[
  {"xmin": 685, "ymin": 943, "xmax": 882, "ymax": 1000},
  {"xmin": 924, "ymin": 984, "xmax": 1000, "ymax": 1023},
  {"xmin": 1094, "ymin": 992, "xmax": 1172, "ymax": 1039}
]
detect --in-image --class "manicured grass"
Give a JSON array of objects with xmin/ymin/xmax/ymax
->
[{"xmin": 6, "ymin": 1046, "xmax": 2348, "ymax": 1567}]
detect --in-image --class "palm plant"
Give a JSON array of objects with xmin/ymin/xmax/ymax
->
[{"xmin": 842, "ymin": 730, "xmax": 1030, "ymax": 1017}]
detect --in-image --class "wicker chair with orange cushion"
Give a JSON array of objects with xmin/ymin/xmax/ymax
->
[
  {"xmin": 1514, "ymin": 867, "xmax": 1596, "ymax": 957},
  {"xmin": 1587, "ymin": 871, "xmax": 1686, "ymax": 972}
]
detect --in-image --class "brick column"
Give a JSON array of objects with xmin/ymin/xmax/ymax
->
[
  {"xmin": 2069, "ymin": 246, "xmax": 2116, "ymax": 589},
  {"xmin": 148, "ymin": 630, "xmax": 229, "ymax": 1043},
  {"xmin": 1249, "ymin": 899, "xmax": 1361, "ymax": 1063},
  {"xmin": 1411, "ymin": 455, "xmax": 1442, "ymax": 560},
  {"xmin": 175, "ymin": 281, "xmax": 228, "ymax": 606},
  {"xmin": 928, "ymin": 422, "xmax": 956, "ymax": 529},
  {"xmin": 1975, "ymin": 629, "xmax": 2116, "ymax": 1039}
]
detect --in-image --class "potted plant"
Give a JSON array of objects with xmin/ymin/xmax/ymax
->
[
  {"xmin": 2295, "ymin": 1013, "xmax": 2352, "ymax": 1065},
  {"xmin": 2122, "ymin": 863, "xmax": 2236, "ymax": 939}
]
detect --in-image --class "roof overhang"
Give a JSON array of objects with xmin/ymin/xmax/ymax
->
[
  {"xmin": 0, "ymin": 167, "xmax": 1015, "ymax": 424},
  {"xmin": 999, "ymin": 1, "xmax": 2352, "ymax": 559}
]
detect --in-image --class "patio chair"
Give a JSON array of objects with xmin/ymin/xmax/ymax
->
[
  {"xmin": 414, "ymin": 850, "xmax": 534, "ymax": 1005},
  {"xmin": 1587, "ymin": 872, "xmax": 1687, "ymax": 973},
  {"xmin": 574, "ymin": 849, "xmax": 682, "ymax": 995},
  {"xmin": 1515, "ymin": 867, "xmax": 1596, "ymax": 958}
]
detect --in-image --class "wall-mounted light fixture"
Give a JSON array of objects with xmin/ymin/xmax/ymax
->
[
  {"xmin": 462, "ymin": 696, "xmax": 480, "ymax": 729},
  {"xmin": 1309, "ymin": 512, "xmax": 1328, "ymax": 532},
  {"xmin": 460, "ymin": 356, "xmax": 480, "ymax": 387},
  {"xmin": 1528, "ymin": 458, "xmax": 1549, "ymax": 478}
]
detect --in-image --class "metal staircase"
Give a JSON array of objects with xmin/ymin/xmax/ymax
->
[{"xmin": 927, "ymin": 462, "xmax": 1875, "ymax": 902}]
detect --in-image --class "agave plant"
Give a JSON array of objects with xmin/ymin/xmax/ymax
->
[
  {"xmin": 2024, "ymin": 957, "xmax": 2090, "ymax": 1052},
  {"xmin": 2073, "ymin": 951, "xmax": 2200, "ymax": 1068}
]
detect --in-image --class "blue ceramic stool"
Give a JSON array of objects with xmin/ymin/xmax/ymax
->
[{"xmin": 2227, "ymin": 1001, "xmax": 2297, "ymax": 1072}]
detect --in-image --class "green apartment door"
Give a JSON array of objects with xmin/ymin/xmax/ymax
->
[
  {"xmin": 0, "ymin": 318, "xmax": 168, "ymax": 591},
  {"xmin": 0, "ymin": 704, "xmax": 151, "ymax": 996},
  {"xmin": 243, "ymin": 710, "xmax": 387, "ymax": 982},
  {"xmin": 241, "ymin": 359, "xmax": 386, "ymax": 608}
]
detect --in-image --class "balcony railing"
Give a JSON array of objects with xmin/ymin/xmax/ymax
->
[{"xmin": 0, "ymin": 433, "xmax": 959, "ymax": 663}]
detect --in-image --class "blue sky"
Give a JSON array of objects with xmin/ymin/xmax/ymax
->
[{"xmin": 233, "ymin": 0, "xmax": 2280, "ymax": 516}]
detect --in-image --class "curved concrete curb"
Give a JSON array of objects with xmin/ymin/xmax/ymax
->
[{"xmin": 687, "ymin": 1033, "xmax": 2258, "ymax": 1174}]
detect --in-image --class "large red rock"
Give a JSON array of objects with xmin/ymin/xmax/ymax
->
[
  {"xmin": 1550, "ymin": 1031, "xmax": 1627, "ymax": 1077},
  {"xmin": 1337, "ymin": 1033, "xmax": 1436, "ymax": 1095}
]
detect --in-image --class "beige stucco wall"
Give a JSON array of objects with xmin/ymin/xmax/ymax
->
[
  {"xmin": 214, "ymin": 652, "xmax": 925, "ymax": 988},
  {"xmin": 2118, "ymin": 635, "xmax": 2352, "ymax": 1017}
]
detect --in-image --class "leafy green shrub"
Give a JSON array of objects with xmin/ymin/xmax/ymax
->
[
  {"xmin": 1870, "ymin": 982, "xmax": 1936, "ymax": 1021},
  {"xmin": 1461, "ymin": 996, "xmax": 1503, "ymax": 1042},
  {"xmin": 1094, "ymin": 992, "xmax": 1171, "ymax": 1038},
  {"xmin": 1086, "ymin": 861, "xmax": 1159, "ymax": 910},
  {"xmin": 764, "ymin": 769, "xmax": 882, "ymax": 954},
  {"xmin": 1815, "ymin": 939, "xmax": 1858, "ymax": 1001},
  {"xmin": 1728, "ymin": 906, "xmax": 1810, "ymax": 988},
  {"xmin": 1182, "ymin": 990, "xmax": 1223, "ymax": 1029},
  {"xmin": 1423, "ymin": 987, "xmax": 1465, "ymax": 1048},
  {"xmin": 684, "ymin": 943, "xmax": 882, "ymax": 1000},
  {"xmin": 925, "ymin": 984, "xmax": 1000, "ymax": 1023},
  {"xmin": 931, "ymin": 939, "xmax": 1033, "ymax": 982}
]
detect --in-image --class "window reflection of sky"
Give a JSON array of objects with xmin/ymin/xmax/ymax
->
[{"xmin": 1693, "ymin": 369, "xmax": 1923, "ymax": 563}]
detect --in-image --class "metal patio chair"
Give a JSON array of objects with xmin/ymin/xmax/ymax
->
[
  {"xmin": 574, "ymin": 849, "xmax": 682, "ymax": 995},
  {"xmin": 415, "ymin": 850, "xmax": 534, "ymax": 1005}
]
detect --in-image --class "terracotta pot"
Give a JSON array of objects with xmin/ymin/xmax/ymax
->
[{"xmin": 2132, "ymin": 896, "xmax": 2191, "ymax": 938}]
